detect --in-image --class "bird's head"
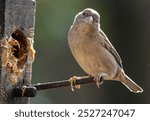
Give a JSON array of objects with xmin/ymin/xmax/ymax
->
[{"xmin": 72, "ymin": 8, "xmax": 100, "ymax": 31}]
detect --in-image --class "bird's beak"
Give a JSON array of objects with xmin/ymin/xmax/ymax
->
[{"xmin": 84, "ymin": 16, "xmax": 93, "ymax": 24}]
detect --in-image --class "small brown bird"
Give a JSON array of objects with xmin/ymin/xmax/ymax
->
[{"xmin": 68, "ymin": 8, "xmax": 143, "ymax": 93}]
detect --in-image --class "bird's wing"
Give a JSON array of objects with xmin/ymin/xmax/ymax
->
[{"xmin": 99, "ymin": 30, "xmax": 123, "ymax": 68}]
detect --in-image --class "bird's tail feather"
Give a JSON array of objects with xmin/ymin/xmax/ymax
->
[{"xmin": 121, "ymin": 74, "xmax": 143, "ymax": 93}]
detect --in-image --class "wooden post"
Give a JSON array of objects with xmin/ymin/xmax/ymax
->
[{"xmin": 0, "ymin": 0, "xmax": 36, "ymax": 103}]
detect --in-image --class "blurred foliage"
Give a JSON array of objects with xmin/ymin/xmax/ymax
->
[{"xmin": 31, "ymin": 0, "xmax": 150, "ymax": 103}]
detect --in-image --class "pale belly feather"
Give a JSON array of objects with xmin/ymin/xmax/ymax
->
[{"xmin": 69, "ymin": 37, "xmax": 119, "ymax": 79}]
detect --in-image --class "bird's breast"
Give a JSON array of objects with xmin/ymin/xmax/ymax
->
[{"xmin": 68, "ymin": 30, "xmax": 119, "ymax": 79}]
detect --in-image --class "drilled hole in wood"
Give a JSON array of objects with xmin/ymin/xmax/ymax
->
[
  {"xmin": 1, "ymin": 29, "xmax": 35, "ymax": 84},
  {"xmin": 11, "ymin": 30, "xmax": 28, "ymax": 69}
]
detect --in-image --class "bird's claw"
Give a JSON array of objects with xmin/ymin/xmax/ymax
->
[
  {"xmin": 94, "ymin": 75, "xmax": 104, "ymax": 88},
  {"xmin": 68, "ymin": 76, "xmax": 81, "ymax": 91},
  {"xmin": 94, "ymin": 73, "xmax": 108, "ymax": 88}
]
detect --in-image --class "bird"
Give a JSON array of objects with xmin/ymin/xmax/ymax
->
[{"xmin": 68, "ymin": 8, "xmax": 143, "ymax": 93}]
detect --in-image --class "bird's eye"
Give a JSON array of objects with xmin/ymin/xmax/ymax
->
[
  {"xmin": 82, "ymin": 12, "xmax": 86, "ymax": 16},
  {"xmin": 95, "ymin": 19, "xmax": 98, "ymax": 22}
]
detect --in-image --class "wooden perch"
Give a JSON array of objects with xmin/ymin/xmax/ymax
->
[
  {"xmin": 0, "ymin": 0, "xmax": 36, "ymax": 104},
  {"xmin": 13, "ymin": 76, "xmax": 113, "ymax": 97},
  {"xmin": 13, "ymin": 76, "xmax": 95, "ymax": 97},
  {"xmin": 34, "ymin": 76, "xmax": 95, "ymax": 90}
]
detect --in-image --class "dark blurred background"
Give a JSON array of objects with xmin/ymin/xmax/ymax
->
[{"xmin": 31, "ymin": 0, "xmax": 150, "ymax": 104}]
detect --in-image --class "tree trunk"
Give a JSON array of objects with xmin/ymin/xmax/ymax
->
[{"xmin": 0, "ymin": 0, "xmax": 36, "ymax": 103}]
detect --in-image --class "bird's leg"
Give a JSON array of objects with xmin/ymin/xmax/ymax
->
[
  {"xmin": 94, "ymin": 73, "xmax": 108, "ymax": 88},
  {"xmin": 68, "ymin": 76, "xmax": 81, "ymax": 91}
]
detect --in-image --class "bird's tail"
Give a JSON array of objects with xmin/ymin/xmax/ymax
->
[{"xmin": 121, "ymin": 74, "xmax": 143, "ymax": 93}]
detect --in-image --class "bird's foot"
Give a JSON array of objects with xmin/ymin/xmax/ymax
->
[
  {"xmin": 94, "ymin": 73, "xmax": 108, "ymax": 88},
  {"xmin": 68, "ymin": 76, "xmax": 81, "ymax": 91}
]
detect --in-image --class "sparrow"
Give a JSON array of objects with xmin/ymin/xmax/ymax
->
[{"xmin": 68, "ymin": 8, "xmax": 143, "ymax": 93}]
